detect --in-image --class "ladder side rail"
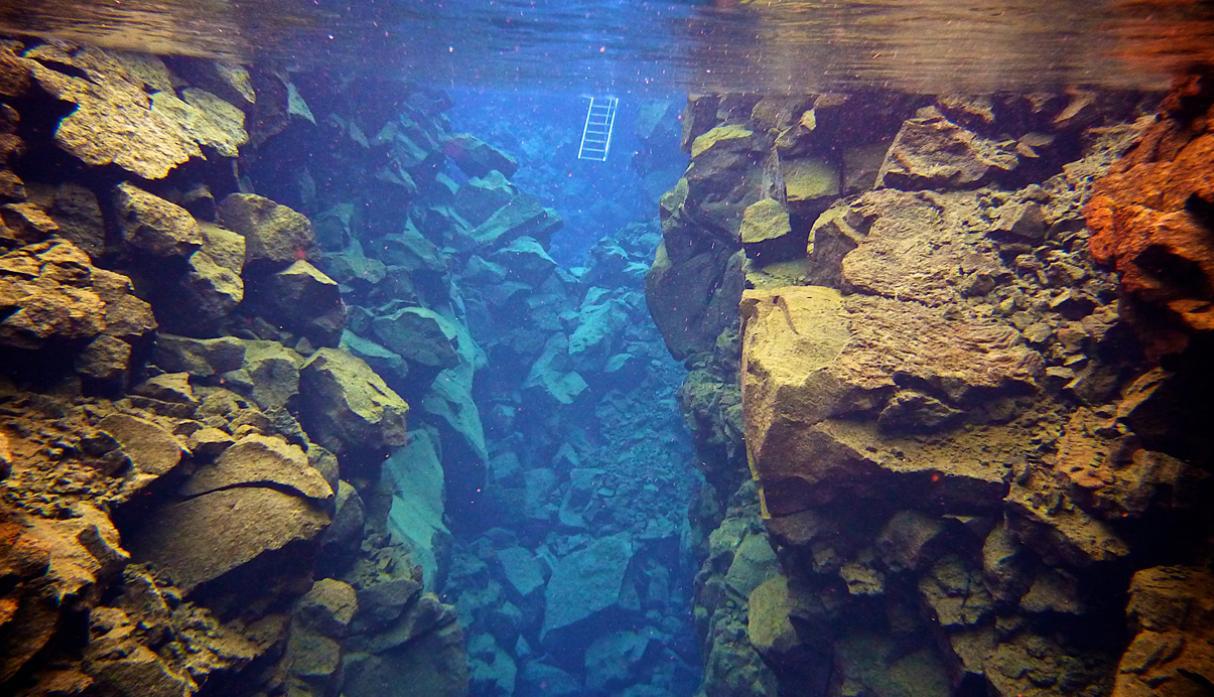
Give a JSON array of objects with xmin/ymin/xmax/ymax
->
[{"xmin": 577, "ymin": 96, "xmax": 598, "ymax": 160}]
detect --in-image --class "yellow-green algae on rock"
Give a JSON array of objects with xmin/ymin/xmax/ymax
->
[
  {"xmin": 689, "ymin": 124, "xmax": 755, "ymax": 158},
  {"xmin": 740, "ymin": 198, "xmax": 792, "ymax": 245}
]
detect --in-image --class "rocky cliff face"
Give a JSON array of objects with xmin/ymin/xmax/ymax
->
[
  {"xmin": 649, "ymin": 87, "xmax": 1214, "ymax": 696},
  {"xmin": 0, "ymin": 39, "xmax": 467, "ymax": 697}
]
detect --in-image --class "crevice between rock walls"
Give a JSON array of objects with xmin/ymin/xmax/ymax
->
[
  {"xmin": 1, "ymin": 35, "xmax": 707, "ymax": 697},
  {"xmin": 646, "ymin": 85, "xmax": 1214, "ymax": 696}
]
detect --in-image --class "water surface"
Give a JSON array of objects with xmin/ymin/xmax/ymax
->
[{"xmin": 3, "ymin": 0, "xmax": 1212, "ymax": 93}]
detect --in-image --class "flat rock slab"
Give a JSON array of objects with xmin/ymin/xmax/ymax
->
[
  {"xmin": 179, "ymin": 434, "xmax": 332, "ymax": 503},
  {"xmin": 129, "ymin": 486, "xmax": 328, "ymax": 592}
]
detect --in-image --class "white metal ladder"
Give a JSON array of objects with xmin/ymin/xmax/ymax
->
[{"xmin": 577, "ymin": 96, "xmax": 618, "ymax": 162}]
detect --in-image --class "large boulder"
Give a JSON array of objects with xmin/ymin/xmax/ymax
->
[
  {"xmin": 741, "ymin": 285, "xmax": 1040, "ymax": 516},
  {"xmin": 1113, "ymin": 566, "xmax": 1214, "ymax": 697},
  {"xmin": 24, "ymin": 44, "xmax": 247, "ymax": 179},
  {"xmin": 541, "ymin": 533, "xmax": 639, "ymax": 658},
  {"xmin": 445, "ymin": 133, "xmax": 518, "ymax": 178},
  {"xmin": 370, "ymin": 306, "xmax": 461, "ymax": 372},
  {"xmin": 297, "ymin": 348, "xmax": 409, "ymax": 457},
  {"xmin": 179, "ymin": 434, "xmax": 332, "ymax": 502},
  {"xmin": 877, "ymin": 108, "xmax": 1020, "ymax": 190},
  {"xmin": 384, "ymin": 430, "xmax": 449, "ymax": 589},
  {"xmin": 217, "ymin": 193, "xmax": 314, "ymax": 266},
  {"xmin": 127, "ymin": 486, "xmax": 329, "ymax": 592},
  {"xmin": 246, "ymin": 259, "xmax": 345, "ymax": 346},
  {"xmin": 113, "ymin": 183, "xmax": 202, "ymax": 259}
]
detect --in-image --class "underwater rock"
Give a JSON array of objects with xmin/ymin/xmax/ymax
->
[
  {"xmin": 316, "ymin": 481, "xmax": 365, "ymax": 577},
  {"xmin": 370, "ymin": 306, "xmax": 461, "ymax": 372},
  {"xmin": 296, "ymin": 578, "xmax": 359, "ymax": 638},
  {"xmin": 127, "ymin": 486, "xmax": 329, "ymax": 592},
  {"xmin": 24, "ymin": 43, "xmax": 247, "ymax": 179},
  {"xmin": 585, "ymin": 630, "xmax": 652, "ymax": 692},
  {"xmin": 1085, "ymin": 76, "xmax": 1214, "ymax": 356},
  {"xmin": 113, "ymin": 183, "xmax": 204, "ymax": 259},
  {"xmin": 27, "ymin": 184, "xmax": 106, "ymax": 258},
  {"xmin": 383, "ymin": 430, "xmax": 448, "ymax": 589},
  {"xmin": 153, "ymin": 334, "xmax": 246, "ymax": 377},
  {"xmin": 454, "ymin": 170, "xmax": 516, "ymax": 226},
  {"xmin": 1113, "ymin": 565, "xmax": 1214, "ymax": 697},
  {"xmin": 541, "ymin": 532, "xmax": 638, "ymax": 657},
  {"xmin": 877, "ymin": 107, "xmax": 1020, "ymax": 190},
  {"xmin": 341, "ymin": 618, "xmax": 468, "ymax": 697},
  {"xmin": 645, "ymin": 244, "xmax": 744, "ymax": 359},
  {"xmin": 741, "ymin": 285, "xmax": 1037, "ymax": 513},
  {"xmin": 246, "ymin": 259, "xmax": 346, "ymax": 347},
  {"xmin": 445, "ymin": 133, "xmax": 519, "ymax": 178},
  {"xmin": 297, "ymin": 348, "xmax": 409, "ymax": 458},
  {"xmin": 468, "ymin": 196, "xmax": 561, "ymax": 250},
  {"xmin": 180, "ymin": 434, "xmax": 332, "ymax": 502},
  {"xmin": 217, "ymin": 193, "xmax": 315, "ymax": 266},
  {"xmin": 0, "ymin": 239, "xmax": 154, "ymax": 352}
]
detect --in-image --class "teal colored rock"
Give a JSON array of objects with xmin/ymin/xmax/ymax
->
[
  {"xmin": 454, "ymin": 170, "xmax": 516, "ymax": 226},
  {"xmin": 469, "ymin": 196, "xmax": 561, "ymax": 250},
  {"xmin": 541, "ymin": 533, "xmax": 638, "ymax": 654},
  {"xmin": 341, "ymin": 330, "xmax": 408, "ymax": 384},
  {"xmin": 585, "ymin": 630, "xmax": 652, "ymax": 691},
  {"xmin": 525, "ymin": 334, "xmax": 589, "ymax": 406},
  {"xmin": 495, "ymin": 546, "xmax": 546, "ymax": 599},
  {"xmin": 371, "ymin": 306, "xmax": 461, "ymax": 370},
  {"xmin": 491, "ymin": 236, "xmax": 556, "ymax": 284},
  {"xmin": 445, "ymin": 133, "xmax": 519, "ymax": 178},
  {"xmin": 384, "ymin": 429, "xmax": 449, "ymax": 589}
]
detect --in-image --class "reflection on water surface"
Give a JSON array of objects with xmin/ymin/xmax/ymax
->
[{"xmin": 1, "ymin": 0, "xmax": 1212, "ymax": 93}]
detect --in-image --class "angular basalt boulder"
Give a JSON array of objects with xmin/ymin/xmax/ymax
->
[
  {"xmin": 297, "ymin": 348, "xmax": 409, "ymax": 457},
  {"xmin": 741, "ymin": 285, "xmax": 1040, "ymax": 516},
  {"xmin": 1085, "ymin": 76, "xmax": 1214, "ymax": 356},
  {"xmin": 127, "ymin": 486, "xmax": 329, "ymax": 592},
  {"xmin": 217, "ymin": 193, "xmax": 314, "ymax": 266},
  {"xmin": 370, "ymin": 306, "xmax": 461, "ymax": 372},
  {"xmin": 445, "ymin": 133, "xmax": 518, "ymax": 178},
  {"xmin": 1113, "ymin": 565, "xmax": 1214, "ymax": 697},
  {"xmin": 24, "ymin": 44, "xmax": 247, "ymax": 180},
  {"xmin": 1, "ymin": 238, "xmax": 154, "ymax": 383},
  {"xmin": 540, "ymin": 533, "xmax": 639, "ymax": 659},
  {"xmin": 179, "ymin": 434, "xmax": 332, "ymax": 502},
  {"xmin": 245, "ymin": 259, "xmax": 345, "ymax": 347},
  {"xmin": 113, "ymin": 182, "xmax": 203, "ymax": 259}
]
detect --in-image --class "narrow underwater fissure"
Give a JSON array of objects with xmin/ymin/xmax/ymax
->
[{"xmin": 3, "ymin": 8, "xmax": 1214, "ymax": 697}]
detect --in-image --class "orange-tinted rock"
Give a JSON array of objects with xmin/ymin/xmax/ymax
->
[
  {"xmin": 1113, "ymin": 566, "xmax": 1214, "ymax": 697},
  {"xmin": 1085, "ymin": 76, "xmax": 1214, "ymax": 357}
]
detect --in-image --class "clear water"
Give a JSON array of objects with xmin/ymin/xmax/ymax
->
[{"xmin": 3, "ymin": 2, "xmax": 1212, "ymax": 697}]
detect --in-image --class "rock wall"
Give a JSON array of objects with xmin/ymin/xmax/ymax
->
[
  {"xmin": 0, "ymin": 39, "xmax": 466, "ymax": 697},
  {"xmin": 648, "ymin": 86, "xmax": 1214, "ymax": 696}
]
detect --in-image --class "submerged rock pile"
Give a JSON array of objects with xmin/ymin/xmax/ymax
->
[
  {"xmin": 0, "ymin": 40, "xmax": 464, "ymax": 697},
  {"xmin": 240, "ymin": 72, "xmax": 702, "ymax": 695},
  {"xmin": 649, "ymin": 88, "xmax": 1214, "ymax": 696}
]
